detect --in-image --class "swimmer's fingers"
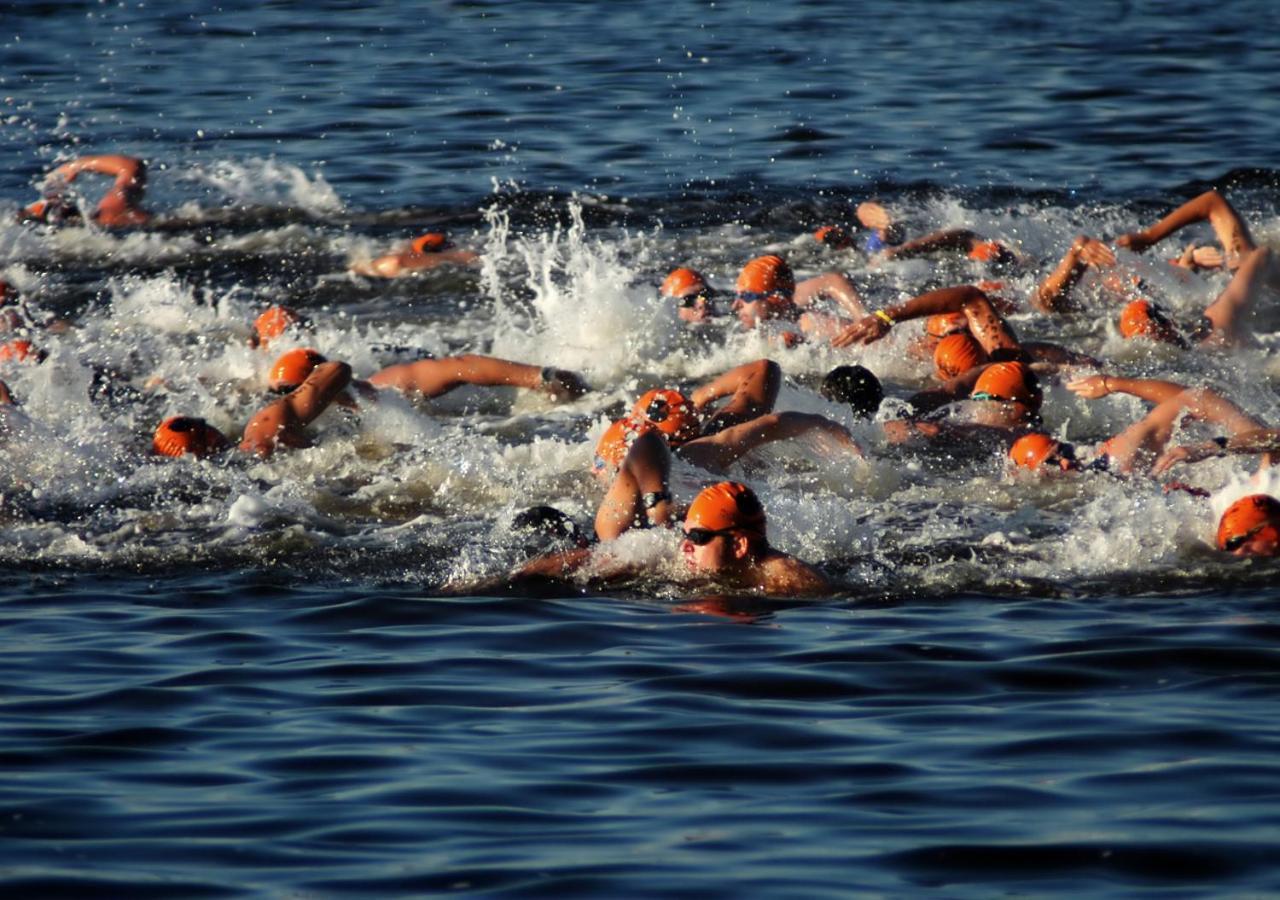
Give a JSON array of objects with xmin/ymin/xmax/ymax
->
[
  {"xmin": 1152, "ymin": 446, "xmax": 1191, "ymax": 474},
  {"xmin": 1115, "ymin": 232, "xmax": 1152, "ymax": 253},
  {"xmin": 1079, "ymin": 239, "xmax": 1116, "ymax": 267},
  {"xmin": 1191, "ymin": 245, "xmax": 1225, "ymax": 270},
  {"xmin": 1065, "ymin": 374, "xmax": 1109, "ymax": 399},
  {"xmin": 831, "ymin": 315, "xmax": 885, "ymax": 349}
]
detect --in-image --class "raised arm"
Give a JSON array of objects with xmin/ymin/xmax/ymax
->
[
  {"xmin": 240, "ymin": 361, "xmax": 352, "ymax": 457},
  {"xmin": 594, "ymin": 430, "xmax": 675, "ymax": 541},
  {"xmin": 689, "ymin": 359, "xmax": 780, "ymax": 432},
  {"xmin": 1201, "ymin": 247, "xmax": 1278, "ymax": 345},
  {"xmin": 1034, "ymin": 235, "xmax": 1116, "ymax": 312},
  {"xmin": 794, "ymin": 272, "xmax": 868, "ymax": 320},
  {"xmin": 1115, "ymin": 190, "xmax": 1256, "ymax": 269}
]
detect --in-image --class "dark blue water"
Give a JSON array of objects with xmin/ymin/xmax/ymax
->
[{"xmin": 3, "ymin": 2, "xmax": 1280, "ymax": 896}]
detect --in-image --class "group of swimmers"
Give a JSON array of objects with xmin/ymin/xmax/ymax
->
[{"xmin": 4, "ymin": 155, "xmax": 1279, "ymax": 596}]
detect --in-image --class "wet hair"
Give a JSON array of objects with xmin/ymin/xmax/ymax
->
[
  {"xmin": 820, "ymin": 365, "xmax": 883, "ymax": 420},
  {"xmin": 511, "ymin": 505, "xmax": 593, "ymax": 551}
]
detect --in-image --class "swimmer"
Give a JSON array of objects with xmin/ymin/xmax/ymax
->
[
  {"xmin": 22, "ymin": 154, "xmax": 150, "ymax": 227},
  {"xmin": 1116, "ymin": 189, "xmax": 1258, "ymax": 272},
  {"xmin": 818, "ymin": 365, "xmax": 884, "ymax": 421},
  {"xmin": 522, "ymin": 429, "xmax": 830, "ymax": 594},
  {"xmin": 349, "ymin": 231, "xmax": 479, "ymax": 278},
  {"xmin": 1007, "ymin": 374, "xmax": 1272, "ymax": 476},
  {"xmin": 883, "ymin": 360, "xmax": 1044, "ymax": 450},
  {"xmin": 264, "ymin": 347, "xmax": 589, "ymax": 409},
  {"xmin": 1153, "ymin": 427, "xmax": 1280, "ymax": 475},
  {"xmin": 594, "ymin": 360, "xmax": 861, "ymax": 479},
  {"xmin": 151, "ymin": 360, "xmax": 352, "ymax": 460},
  {"xmin": 661, "ymin": 267, "xmax": 722, "ymax": 324},
  {"xmin": 733, "ymin": 255, "xmax": 868, "ymax": 343}
]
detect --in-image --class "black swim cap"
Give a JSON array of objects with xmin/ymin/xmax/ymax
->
[{"xmin": 820, "ymin": 365, "xmax": 883, "ymax": 420}]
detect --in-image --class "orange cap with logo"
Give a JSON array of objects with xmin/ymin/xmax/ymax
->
[
  {"xmin": 152, "ymin": 416, "xmax": 229, "ymax": 458},
  {"xmin": 0, "ymin": 339, "xmax": 38, "ymax": 363},
  {"xmin": 254, "ymin": 305, "xmax": 301, "ymax": 348},
  {"xmin": 1216, "ymin": 494, "xmax": 1280, "ymax": 552},
  {"xmin": 736, "ymin": 255, "xmax": 795, "ymax": 308},
  {"xmin": 411, "ymin": 232, "xmax": 450, "ymax": 254},
  {"xmin": 925, "ymin": 312, "xmax": 969, "ymax": 339},
  {"xmin": 593, "ymin": 416, "xmax": 652, "ymax": 471},
  {"xmin": 685, "ymin": 481, "xmax": 767, "ymax": 535},
  {"xmin": 269, "ymin": 348, "xmax": 326, "ymax": 392},
  {"xmin": 660, "ymin": 267, "xmax": 708, "ymax": 298},
  {"xmin": 1009, "ymin": 433, "xmax": 1057, "ymax": 469},
  {"xmin": 630, "ymin": 388, "xmax": 700, "ymax": 444},
  {"xmin": 972, "ymin": 361, "xmax": 1041, "ymax": 409},
  {"xmin": 934, "ymin": 332, "xmax": 988, "ymax": 380}
]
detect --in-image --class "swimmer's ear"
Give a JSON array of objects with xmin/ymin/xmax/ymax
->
[{"xmin": 730, "ymin": 533, "xmax": 752, "ymax": 562}]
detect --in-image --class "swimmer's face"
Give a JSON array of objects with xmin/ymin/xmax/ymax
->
[
  {"xmin": 735, "ymin": 299, "xmax": 767, "ymax": 329},
  {"xmin": 681, "ymin": 524, "xmax": 749, "ymax": 573},
  {"xmin": 676, "ymin": 292, "xmax": 714, "ymax": 324},
  {"xmin": 1228, "ymin": 525, "xmax": 1280, "ymax": 558}
]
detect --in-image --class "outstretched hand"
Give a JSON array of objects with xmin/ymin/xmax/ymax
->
[
  {"xmin": 1065, "ymin": 374, "xmax": 1112, "ymax": 399},
  {"xmin": 1152, "ymin": 442, "xmax": 1219, "ymax": 475},
  {"xmin": 831, "ymin": 313, "xmax": 890, "ymax": 349},
  {"xmin": 1076, "ymin": 237, "xmax": 1116, "ymax": 268},
  {"xmin": 1115, "ymin": 232, "xmax": 1154, "ymax": 253}
]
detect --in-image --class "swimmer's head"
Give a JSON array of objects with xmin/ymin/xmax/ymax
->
[
  {"xmin": 269, "ymin": 348, "xmax": 326, "ymax": 393},
  {"xmin": 1217, "ymin": 494, "xmax": 1280, "ymax": 557},
  {"xmin": 682, "ymin": 481, "xmax": 768, "ymax": 572},
  {"xmin": 592, "ymin": 416, "xmax": 651, "ymax": 474},
  {"xmin": 819, "ymin": 365, "xmax": 883, "ymax": 420},
  {"xmin": 152, "ymin": 416, "xmax": 229, "ymax": 459},
  {"xmin": 253, "ymin": 305, "xmax": 303, "ymax": 350},
  {"xmin": 925, "ymin": 311, "xmax": 970, "ymax": 339},
  {"xmin": 23, "ymin": 196, "xmax": 78, "ymax": 224},
  {"xmin": 661, "ymin": 267, "xmax": 718, "ymax": 322},
  {"xmin": 971, "ymin": 361, "xmax": 1042, "ymax": 411},
  {"xmin": 934, "ymin": 332, "xmax": 988, "ymax": 381},
  {"xmin": 411, "ymin": 232, "xmax": 451, "ymax": 254},
  {"xmin": 0, "ymin": 339, "xmax": 43, "ymax": 364},
  {"xmin": 1009, "ymin": 432, "xmax": 1080, "ymax": 472},
  {"xmin": 510, "ymin": 505, "xmax": 593, "ymax": 552},
  {"xmin": 734, "ymin": 255, "xmax": 795, "ymax": 328},
  {"xmin": 631, "ymin": 388, "xmax": 700, "ymax": 444},
  {"xmin": 1118, "ymin": 299, "xmax": 1180, "ymax": 345},
  {"xmin": 814, "ymin": 225, "xmax": 855, "ymax": 250}
]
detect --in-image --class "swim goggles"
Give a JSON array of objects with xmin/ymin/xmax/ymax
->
[{"xmin": 683, "ymin": 526, "xmax": 739, "ymax": 546}]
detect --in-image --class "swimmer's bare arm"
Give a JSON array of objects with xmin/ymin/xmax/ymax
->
[
  {"xmin": 48, "ymin": 154, "xmax": 143, "ymax": 187},
  {"xmin": 239, "ymin": 361, "xmax": 352, "ymax": 457},
  {"xmin": 595, "ymin": 430, "xmax": 674, "ymax": 541},
  {"xmin": 690, "ymin": 359, "xmax": 781, "ymax": 431},
  {"xmin": 1106, "ymin": 387, "xmax": 1262, "ymax": 474},
  {"xmin": 677, "ymin": 412, "xmax": 861, "ymax": 472},
  {"xmin": 831, "ymin": 284, "xmax": 987, "ymax": 348},
  {"xmin": 1154, "ymin": 427, "xmax": 1280, "ymax": 474},
  {"xmin": 1202, "ymin": 247, "xmax": 1277, "ymax": 343},
  {"xmin": 794, "ymin": 272, "xmax": 868, "ymax": 320},
  {"xmin": 1066, "ymin": 374, "xmax": 1187, "ymax": 406},
  {"xmin": 1035, "ymin": 235, "xmax": 1116, "ymax": 312},
  {"xmin": 1116, "ymin": 190, "xmax": 1256, "ymax": 268},
  {"xmin": 881, "ymin": 229, "xmax": 984, "ymax": 261},
  {"xmin": 368, "ymin": 354, "xmax": 586, "ymax": 400},
  {"xmin": 352, "ymin": 248, "xmax": 480, "ymax": 278},
  {"xmin": 1021, "ymin": 341, "xmax": 1101, "ymax": 369},
  {"xmin": 510, "ymin": 546, "xmax": 595, "ymax": 580},
  {"xmin": 906, "ymin": 365, "xmax": 990, "ymax": 415}
]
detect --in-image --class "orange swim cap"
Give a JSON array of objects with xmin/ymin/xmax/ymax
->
[
  {"xmin": 971, "ymin": 361, "xmax": 1041, "ymax": 409},
  {"xmin": 411, "ymin": 232, "xmax": 450, "ymax": 254},
  {"xmin": 968, "ymin": 241, "xmax": 1007, "ymax": 263},
  {"xmin": 925, "ymin": 311, "xmax": 970, "ymax": 339},
  {"xmin": 593, "ymin": 416, "xmax": 652, "ymax": 471},
  {"xmin": 814, "ymin": 225, "xmax": 855, "ymax": 250},
  {"xmin": 152, "ymin": 416, "xmax": 228, "ymax": 459},
  {"xmin": 1216, "ymin": 494, "xmax": 1280, "ymax": 552},
  {"xmin": 630, "ymin": 388, "xmax": 700, "ymax": 444},
  {"xmin": 685, "ymin": 481, "xmax": 767, "ymax": 536},
  {"xmin": 1009, "ymin": 433, "xmax": 1058, "ymax": 469},
  {"xmin": 0, "ymin": 339, "xmax": 37, "ymax": 363},
  {"xmin": 660, "ymin": 267, "xmax": 708, "ymax": 298},
  {"xmin": 933, "ymin": 332, "xmax": 988, "ymax": 380},
  {"xmin": 269, "ymin": 348, "xmax": 326, "ymax": 392},
  {"xmin": 736, "ymin": 255, "xmax": 795, "ymax": 308},
  {"xmin": 254, "ymin": 305, "xmax": 302, "ymax": 348},
  {"xmin": 1118, "ymin": 299, "xmax": 1178, "ymax": 343}
]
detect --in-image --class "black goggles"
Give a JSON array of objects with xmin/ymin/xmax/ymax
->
[{"xmin": 683, "ymin": 526, "xmax": 737, "ymax": 546}]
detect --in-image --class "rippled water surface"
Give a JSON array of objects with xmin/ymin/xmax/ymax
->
[{"xmin": 3, "ymin": 1, "xmax": 1280, "ymax": 896}]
